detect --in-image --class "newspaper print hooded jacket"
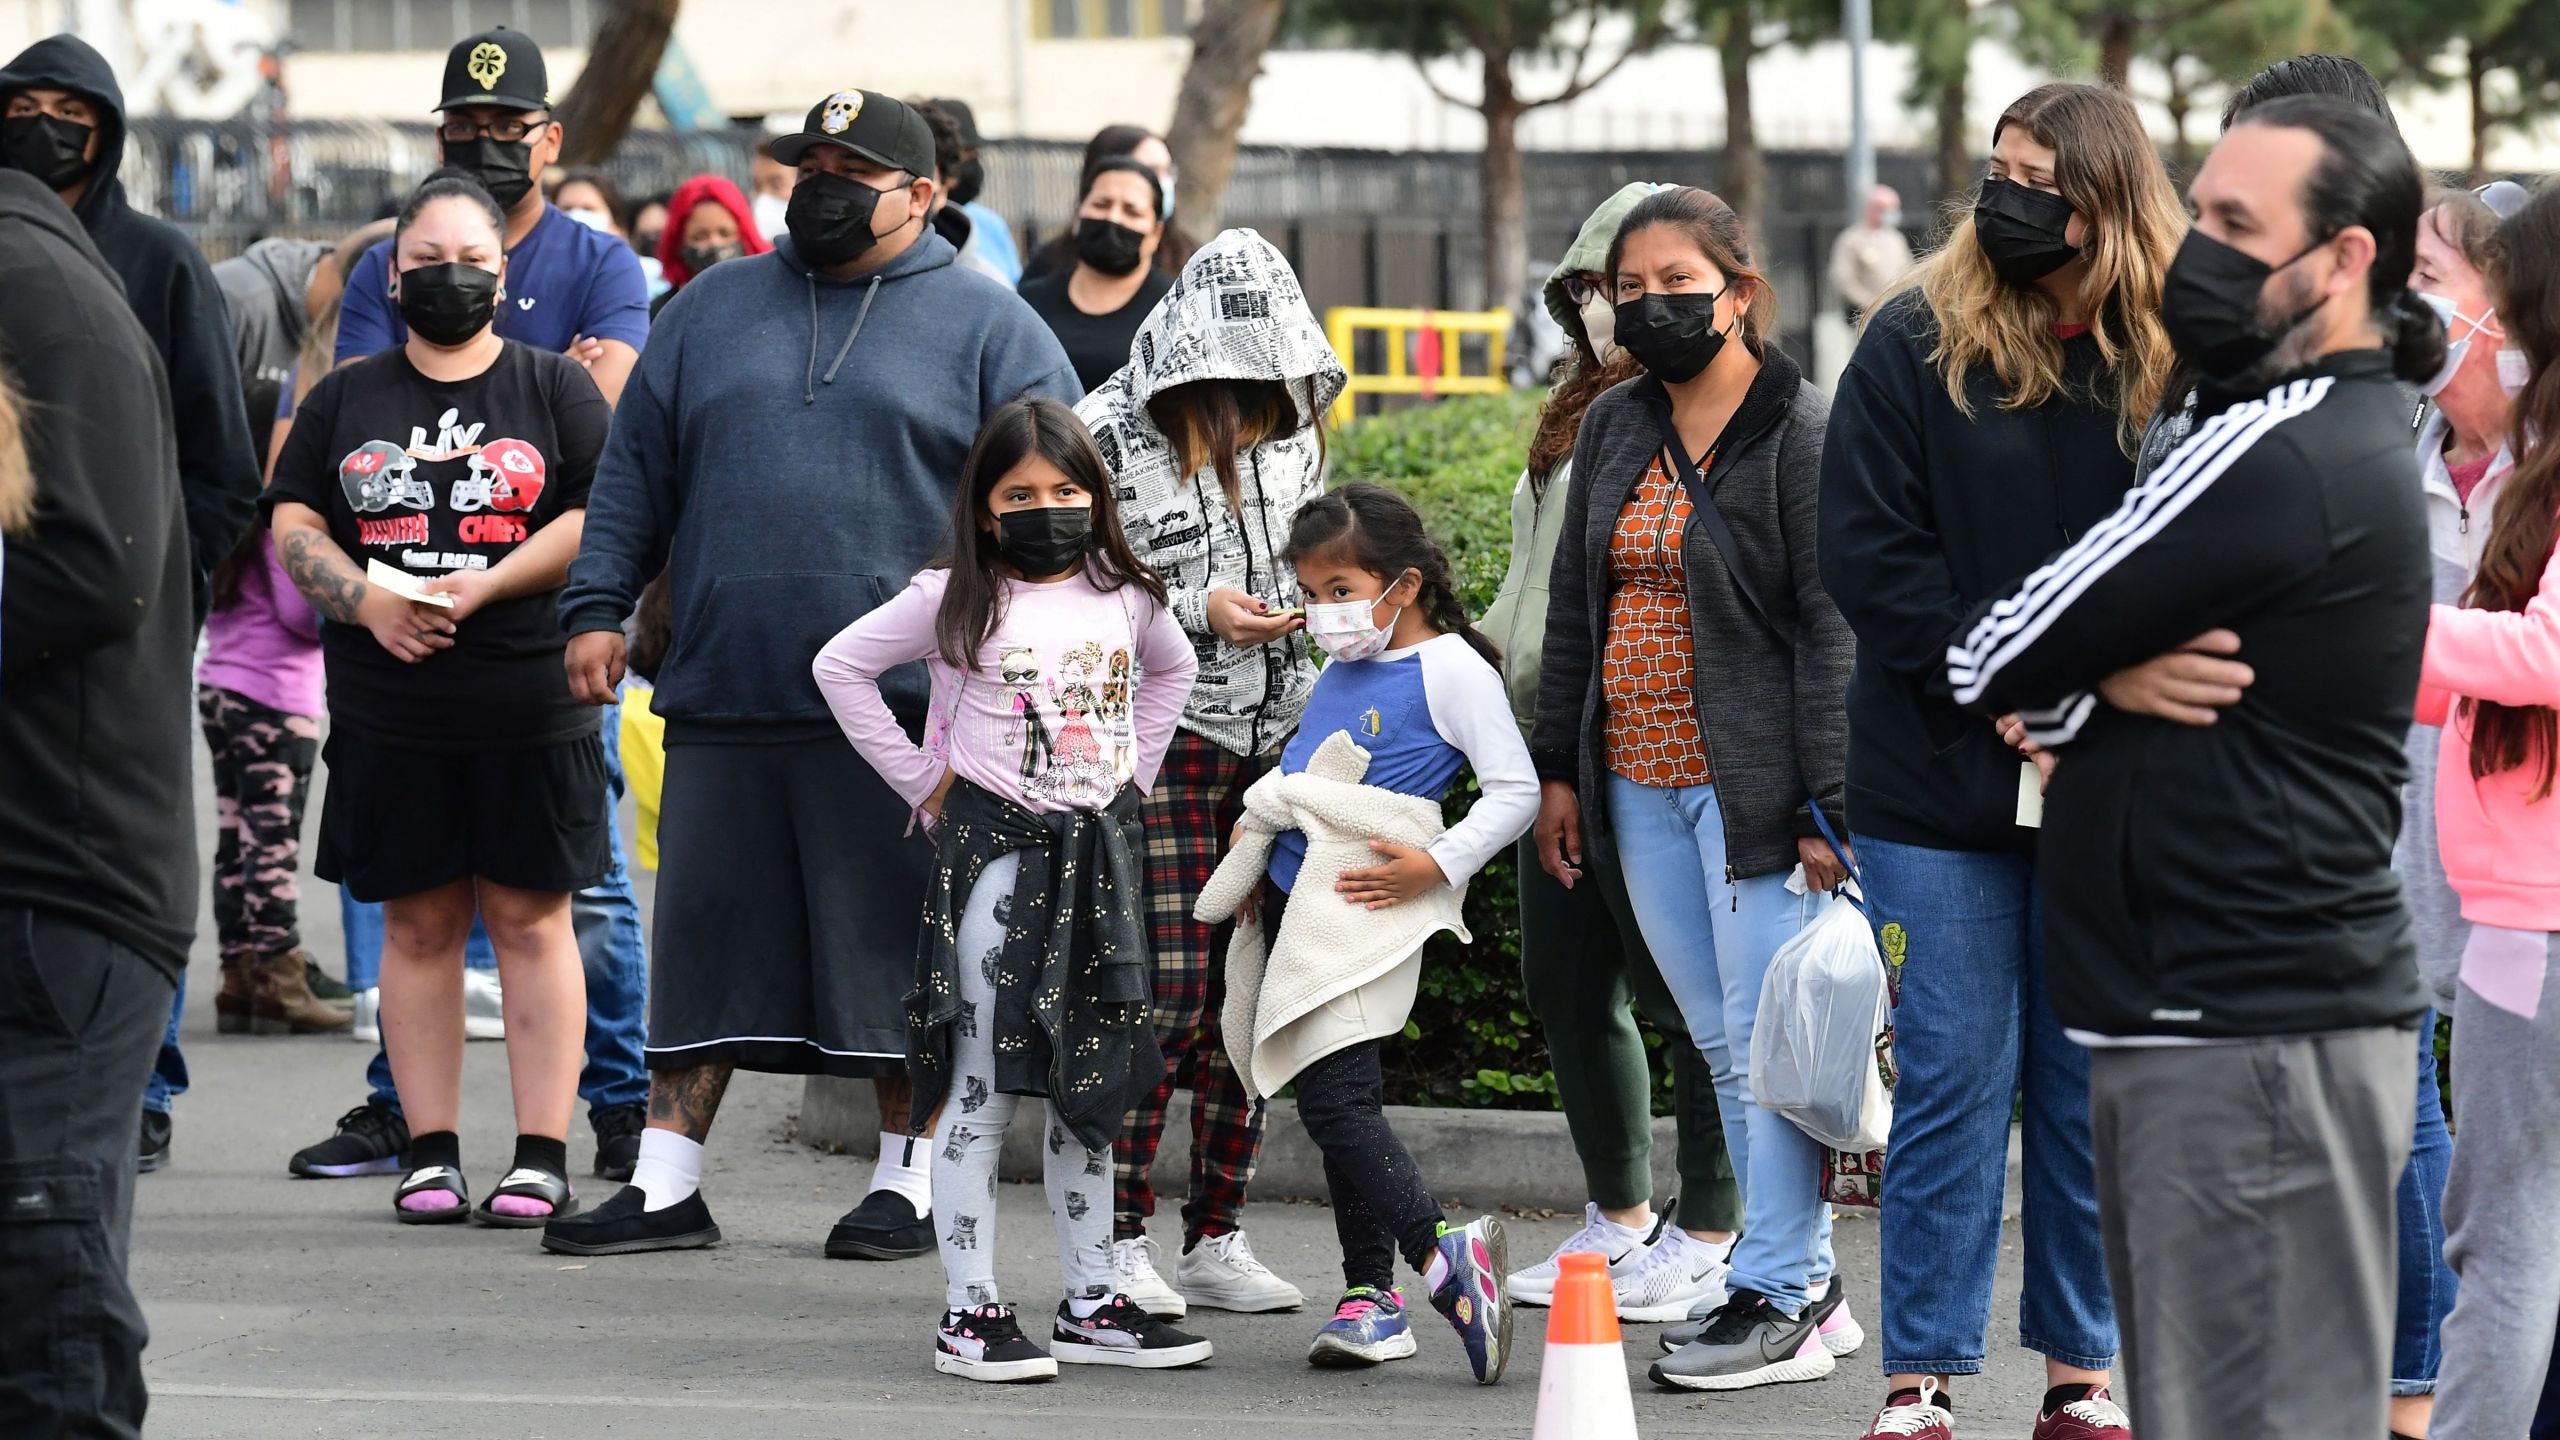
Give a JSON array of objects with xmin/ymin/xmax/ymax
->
[{"xmin": 1076, "ymin": 228, "xmax": 1350, "ymax": 758}]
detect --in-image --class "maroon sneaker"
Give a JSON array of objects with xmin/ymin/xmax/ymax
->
[
  {"xmin": 2030, "ymin": 1384, "xmax": 2130, "ymax": 1440},
  {"xmin": 1858, "ymin": 1380, "xmax": 1955, "ymax": 1439}
]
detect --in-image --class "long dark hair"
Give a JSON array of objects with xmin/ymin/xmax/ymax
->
[
  {"xmin": 2465, "ymin": 182, "xmax": 2560, "ymax": 799},
  {"xmin": 1527, "ymin": 350, "xmax": 1641, "ymax": 489},
  {"xmin": 1284, "ymin": 482, "xmax": 1499, "ymax": 667},
  {"xmin": 2235, "ymin": 96, "xmax": 2446, "ymax": 387},
  {"xmin": 1148, "ymin": 377, "xmax": 1326, "ymax": 513},
  {"xmin": 936, "ymin": 396, "xmax": 1166, "ymax": 671},
  {"xmin": 1027, "ymin": 124, "xmax": 1197, "ymax": 277}
]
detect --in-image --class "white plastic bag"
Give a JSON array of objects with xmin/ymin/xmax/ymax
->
[{"xmin": 1751, "ymin": 890, "xmax": 1893, "ymax": 1152}]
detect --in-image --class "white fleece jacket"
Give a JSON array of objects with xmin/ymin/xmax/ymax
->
[{"xmin": 1195, "ymin": 732, "xmax": 1469, "ymax": 1098}]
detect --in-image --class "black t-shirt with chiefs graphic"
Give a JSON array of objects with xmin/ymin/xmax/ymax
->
[{"xmin": 270, "ymin": 341, "xmax": 607, "ymax": 751}]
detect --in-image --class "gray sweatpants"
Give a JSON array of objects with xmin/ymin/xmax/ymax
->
[
  {"xmin": 2088, "ymin": 1026, "xmax": 2416, "ymax": 1440},
  {"xmin": 2433, "ymin": 932, "xmax": 2560, "ymax": 1440},
  {"xmin": 930, "ymin": 853, "xmax": 1118, "ymax": 1313}
]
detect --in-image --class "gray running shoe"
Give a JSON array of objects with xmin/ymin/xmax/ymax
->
[{"xmin": 1649, "ymin": 1288, "xmax": 1837, "ymax": 1392}]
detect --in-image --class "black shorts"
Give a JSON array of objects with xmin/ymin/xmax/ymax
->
[{"xmin": 316, "ymin": 729, "xmax": 609, "ymax": 903}]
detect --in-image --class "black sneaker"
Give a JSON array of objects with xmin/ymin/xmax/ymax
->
[
  {"xmin": 590, "ymin": 1103, "xmax": 644, "ymax": 1182},
  {"xmin": 540, "ymin": 1184, "xmax": 721, "ymax": 1256},
  {"xmin": 1649, "ymin": 1288, "xmax": 1836, "ymax": 1392},
  {"xmin": 825, "ymin": 1188, "xmax": 933, "ymax": 1260},
  {"xmin": 138, "ymin": 1109, "xmax": 171, "ymax": 1174},
  {"xmin": 1052, "ymin": 1293, "xmax": 1216, "ymax": 1369},
  {"xmin": 287, "ymin": 1100, "xmax": 408, "ymax": 1178},
  {"xmin": 935, "ymin": 1304, "xmax": 1058, "ymax": 1383},
  {"xmin": 302, "ymin": 955, "xmax": 354, "ymax": 1002}
]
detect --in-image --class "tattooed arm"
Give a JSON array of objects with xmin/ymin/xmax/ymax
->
[{"xmin": 270, "ymin": 501, "xmax": 456, "ymax": 664}]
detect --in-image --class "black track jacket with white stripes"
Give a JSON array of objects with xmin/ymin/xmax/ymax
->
[{"xmin": 1944, "ymin": 348, "xmax": 2430, "ymax": 1040}]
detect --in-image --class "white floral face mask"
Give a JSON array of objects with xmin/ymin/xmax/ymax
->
[{"xmin": 1304, "ymin": 576, "xmax": 1410, "ymax": 663}]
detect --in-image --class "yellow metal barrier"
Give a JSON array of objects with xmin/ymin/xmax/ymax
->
[{"xmin": 1323, "ymin": 306, "xmax": 1510, "ymax": 428}]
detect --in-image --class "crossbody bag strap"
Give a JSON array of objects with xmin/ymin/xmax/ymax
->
[{"xmin": 1650, "ymin": 402, "xmax": 1790, "ymax": 653}]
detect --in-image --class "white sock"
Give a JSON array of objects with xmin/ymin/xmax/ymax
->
[
  {"xmin": 1423, "ymin": 1248, "xmax": 1453, "ymax": 1292},
  {"xmin": 630, "ymin": 1129, "xmax": 703, "ymax": 1212},
  {"xmin": 870, "ymin": 1130, "xmax": 933, "ymax": 1217},
  {"xmin": 1065, "ymin": 1290, "xmax": 1112, "ymax": 1319}
]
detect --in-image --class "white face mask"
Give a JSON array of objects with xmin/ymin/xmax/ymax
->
[
  {"xmin": 752, "ymin": 190, "xmax": 790, "ymax": 242},
  {"xmin": 1579, "ymin": 291, "xmax": 1623, "ymax": 367},
  {"xmin": 1304, "ymin": 585, "xmax": 1408, "ymax": 664},
  {"xmin": 563, "ymin": 206, "xmax": 615, "ymax": 234},
  {"xmin": 2500, "ymin": 347, "xmax": 2532, "ymax": 396}
]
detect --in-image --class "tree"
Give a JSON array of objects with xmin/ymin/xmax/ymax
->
[
  {"xmin": 2333, "ymin": 0, "xmax": 2529, "ymax": 179},
  {"xmin": 2465, "ymin": 0, "xmax": 2560, "ymax": 181},
  {"xmin": 553, "ymin": 0, "xmax": 681, "ymax": 166},
  {"xmin": 1877, "ymin": 0, "xmax": 1981, "ymax": 211},
  {"xmin": 1165, "ymin": 0, "xmax": 1289, "ymax": 235},
  {"xmin": 2148, "ymin": 0, "xmax": 2342, "ymax": 168},
  {"xmin": 1299, "ymin": 0, "xmax": 1677, "ymax": 310}
]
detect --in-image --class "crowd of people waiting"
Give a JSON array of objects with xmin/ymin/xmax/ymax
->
[{"xmin": 2, "ymin": 19, "xmax": 2558, "ymax": 1440}]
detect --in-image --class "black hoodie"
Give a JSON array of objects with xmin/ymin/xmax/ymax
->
[
  {"xmin": 0, "ymin": 34, "xmax": 258, "ymax": 624},
  {"xmin": 0, "ymin": 169, "xmax": 196, "ymax": 981}
]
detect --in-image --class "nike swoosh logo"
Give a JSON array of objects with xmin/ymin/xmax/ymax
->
[{"xmin": 1759, "ymin": 1319, "xmax": 1814, "ymax": 1362}]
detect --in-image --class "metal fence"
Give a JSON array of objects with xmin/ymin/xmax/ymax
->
[{"xmin": 127, "ymin": 116, "xmax": 1936, "ymax": 366}]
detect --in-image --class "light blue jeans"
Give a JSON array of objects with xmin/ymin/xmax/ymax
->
[{"xmin": 1604, "ymin": 775, "xmax": 1833, "ymax": 1313}]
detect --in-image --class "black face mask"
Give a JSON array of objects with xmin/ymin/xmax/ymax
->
[
  {"xmin": 442, "ymin": 135, "xmax": 536, "ymax": 210},
  {"xmin": 631, "ymin": 230, "xmax": 661, "ymax": 258},
  {"xmin": 948, "ymin": 155, "xmax": 985, "ymax": 207},
  {"xmin": 787, "ymin": 171, "xmax": 901, "ymax": 269},
  {"xmin": 1, "ymin": 113, "xmax": 93, "ymax": 192},
  {"xmin": 1073, "ymin": 216, "xmax": 1147, "ymax": 276},
  {"xmin": 396, "ymin": 262, "xmax": 501, "ymax": 347},
  {"xmin": 679, "ymin": 241, "xmax": 741, "ymax": 276},
  {"xmin": 1973, "ymin": 177, "xmax": 2081, "ymax": 286},
  {"xmin": 1615, "ymin": 290, "xmax": 1730, "ymax": 384},
  {"xmin": 2161, "ymin": 227, "xmax": 2329, "ymax": 381},
  {"xmin": 994, "ymin": 505, "xmax": 1094, "ymax": 577}
]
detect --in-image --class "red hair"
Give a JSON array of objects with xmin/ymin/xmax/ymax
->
[{"xmin": 656, "ymin": 174, "xmax": 770, "ymax": 291}]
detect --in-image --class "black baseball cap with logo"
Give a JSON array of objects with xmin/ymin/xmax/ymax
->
[
  {"xmin": 767, "ymin": 88, "xmax": 936, "ymax": 179},
  {"xmin": 435, "ymin": 26, "xmax": 549, "ymax": 113},
  {"xmin": 930, "ymin": 98, "xmax": 983, "ymax": 149}
]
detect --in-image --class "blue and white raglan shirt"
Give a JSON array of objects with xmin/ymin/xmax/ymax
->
[{"xmin": 1268, "ymin": 633, "xmax": 1541, "ymax": 893}]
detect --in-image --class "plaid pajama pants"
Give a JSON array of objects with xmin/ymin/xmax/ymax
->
[{"xmin": 1115, "ymin": 730, "xmax": 1272, "ymax": 1245}]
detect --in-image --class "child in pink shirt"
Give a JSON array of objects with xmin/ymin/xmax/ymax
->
[
  {"xmin": 814, "ymin": 396, "xmax": 1203, "ymax": 1385},
  {"xmin": 196, "ymin": 528, "xmax": 341, "ymax": 1034}
]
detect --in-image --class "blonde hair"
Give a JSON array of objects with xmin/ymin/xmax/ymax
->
[
  {"xmin": 1884, "ymin": 83, "xmax": 2187, "ymax": 455},
  {"xmin": 0, "ymin": 356, "xmax": 30, "ymax": 537}
]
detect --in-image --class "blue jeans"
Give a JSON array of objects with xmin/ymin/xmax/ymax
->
[
  {"xmin": 143, "ymin": 971, "xmax": 187, "ymax": 1114},
  {"xmin": 1852, "ymin": 834, "xmax": 2116, "ymax": 1376},
  {"xmin": 2394, "ymin": 1009, "xmax": 2456, "ymax": 1394},
  {"xmin": 1605, "ymin": 775, "xmax": 1832, "ymax": 1312},
  {"xmin": 361, "ymin": 701, "xmax": 649, "ymax": 1120}
]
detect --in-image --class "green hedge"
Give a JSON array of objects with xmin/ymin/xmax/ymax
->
[{"xmin": 1325, "ymin": 392, "xmax": 1675, "ymax": 1112}]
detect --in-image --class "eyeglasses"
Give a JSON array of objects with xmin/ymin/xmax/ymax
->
[
  {"xmin": 438, "ymin": 114, "xmax": 547, "ymax": 144},
  {"xmin": 1561, "ymin": 275, "xmax": 1605, "ymax": 306}
]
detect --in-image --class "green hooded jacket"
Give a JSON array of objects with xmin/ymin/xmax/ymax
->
[{"xmin": 1483, "ymin": 181, "xmax": 1662, "ymax": 736}]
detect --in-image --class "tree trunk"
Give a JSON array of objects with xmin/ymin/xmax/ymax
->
[
  {"xmin": 2098, "ymin": 11, "xmax": 2136, "ymax": 92},
  {"xmin": 553, "ymin": 0, "xmax": 681, "ymax": 166},
  {"xmin": 1480, "ymin": 46, "xmax": 1528, "ymax": 315},
  {"xmin": 2467, "ymin": 44, "xmax": 2492, "ymax": 185},
  {"xmin": 1718, "ymin": 7, "xmax": 1765, "ymax": 234},
  {"xmin": 1934, "ymin": 66, "xmax": 1968, "ymax": 212},
  {"xmin": 1165, "ymin": 0, "xmax": 1285, "ymax": 235}
]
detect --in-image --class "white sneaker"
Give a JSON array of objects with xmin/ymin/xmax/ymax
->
[
  {"xmin": 1176, "ymin": 1229, "xmax": 1305, "ymax": 1312},
  {"xmin": 1507, "ymin": 1202, "xmax": 1655, "ymax": 1306},
  {"xmin": 1613, "ymin": 1227, "xmax": 1733, "ymax": 1323},
  {"xmin": 350, "ymin": 987, "xmax": 381, "ymax": 1044},
  {"xmin": 462, "ymin": 969, "xmax": 505, "ymax": 1041},
  {"xmin": 1109, "ymin": 1235, "xmax": 1187, "ymax": 1318}
]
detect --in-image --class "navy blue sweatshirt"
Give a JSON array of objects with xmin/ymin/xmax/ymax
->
[
  {"xmin": 0, "ymin": 34, "xmax": 259, "ymax": 626},
  {"xmin": 561, "ymin": 229, "xmax": 1079, "ymax": 737}
]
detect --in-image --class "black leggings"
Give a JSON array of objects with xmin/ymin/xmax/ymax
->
[{"xmin": 1297, "ymin": 1040, "xmax": 1447, "ymax": 1289}]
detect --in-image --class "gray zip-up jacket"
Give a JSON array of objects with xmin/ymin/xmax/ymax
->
[{"xmin": 1530, "ymin": 348, "xmax": 1851, "ymax": 879}]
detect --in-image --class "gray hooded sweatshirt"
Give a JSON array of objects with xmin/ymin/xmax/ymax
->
[{"xmin": 1076, "ymin": 228, "xmax": 1349, "ymax": 757}]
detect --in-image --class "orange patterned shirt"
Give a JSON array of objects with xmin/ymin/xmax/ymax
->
[{"xmin": 1603, "ymin": 456, "xmax": 1714, "ymax": 786}]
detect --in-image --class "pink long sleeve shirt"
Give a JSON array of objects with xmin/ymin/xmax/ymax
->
[
  {"xmin": 2420, "ymin": 537, "xmax": 2560, "ymax": 930},
  {"xmin": 814, "ymin": 566, "xmax": 1197, "ymax": 817}
]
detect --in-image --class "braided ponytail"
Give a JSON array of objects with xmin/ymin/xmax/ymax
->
[{"xmin": 1286, "ymin": 482, "xmax": 1501, "ymax": 667}]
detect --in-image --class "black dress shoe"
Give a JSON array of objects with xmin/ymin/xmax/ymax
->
[
  {"xmin": 590, "ymin": 1103, "xmax": 644, "ymax": 1182},
  {"xmin": 825, "ymin": 1188, "xmax": 933, "ymax": 1260},
  {"xmin": 541, "ymin": 1185, "xmax": 721, "ymax": 1256},
  {"xmin": 137, "ymin": 1109, "xmax": 171, "ymax": 1174}
]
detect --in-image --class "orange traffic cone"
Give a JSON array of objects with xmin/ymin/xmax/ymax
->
[{"xmin": 1533, "ymin": 1251, "xmax": 1639, "ymax": 1439}]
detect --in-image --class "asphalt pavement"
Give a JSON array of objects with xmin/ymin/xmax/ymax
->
[{"xmin": 128, "ymin": 740, "xmax": 2049, "ymax": 1438}]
